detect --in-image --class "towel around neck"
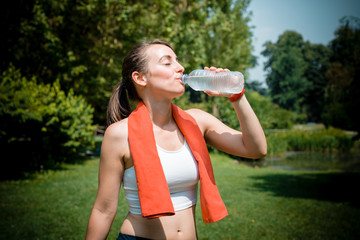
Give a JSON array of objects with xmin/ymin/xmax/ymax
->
[{"xmin": 128, "ymin": 101, "xmax": 228, "ymax": 223}]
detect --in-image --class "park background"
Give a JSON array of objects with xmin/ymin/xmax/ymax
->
[{"xmin": 1, "ymin": 0, "xmax": 360, "ymax": 239}]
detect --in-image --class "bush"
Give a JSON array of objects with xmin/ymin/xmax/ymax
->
[
  {"xmin": 213, "ymin": 90, "xmax": 305, "ymax": 131},
  {"xmin": 285, "ymin": 127, "xmax": 354, "ymax": 152},
  {"xmin": 0, "ymin": 66, "xmax": 96, "ymax": 179},
  {"xmin": 265, "ymin": 127, "xmax": 355, "ymax": 157},
  {"xmin": 265, "ymin": 130, "xmax": 288, "ymax": 157}
]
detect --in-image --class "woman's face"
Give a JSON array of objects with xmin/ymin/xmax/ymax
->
[{"xmin": 143, "ymin": 44, "xmax": 185, "ymax": 98}]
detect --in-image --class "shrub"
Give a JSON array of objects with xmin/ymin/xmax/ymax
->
[
  {"xmin": 265, "ymin": 127, "xmax": 355, "ymax": 157},
  {"xmin": 212, "ymin": 90, "xmax": 305, "ymax": 130},
  {"xmin": 285, "ymin": 127, "xmax": 354, "ymax": 152},
  {"xmin": 0, "ymin": 66, "xmax": 96, "ymax": 179},
  {"xmin": 265, "ymin": 131, "xmax": 288, "ymax": 157}
]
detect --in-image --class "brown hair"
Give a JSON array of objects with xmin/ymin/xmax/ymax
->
[{"xmin": 106, "ymin": 40, "xmax": 174, "ymax": 126}]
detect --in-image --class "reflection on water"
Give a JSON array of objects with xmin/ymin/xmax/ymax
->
[{"xmin": 250, "ymin": 151, "xmax": 360, "ymax": 171}]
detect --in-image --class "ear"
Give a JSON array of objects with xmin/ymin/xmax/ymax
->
[{"xmin": 132, "ymin": 71, "xmax": 147, "ymax": 87}]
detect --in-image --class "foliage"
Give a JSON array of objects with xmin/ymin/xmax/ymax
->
[
  {"xmin": 0, "ymin": 65, "xmax": 96, "ymax": 179},
  {"xmin": 201, "ymin": 0, "xmax": 254, "ymax": 71},
  {"xmin": 262, "ymin": 31, "xmax": 331, "ymax": 121},
  {"xmin": 264, "ymin": 130, "xmax": 288, "ymax": 157},
  {"xmin": 247, "ymin": 90, "xmax": 306, "ymax": 129},
  {"xmin": 262, "ymin": 16, "xmax": 360, "ymax": 135},
  {"xmin": 2, "ymin": 0, "xmax": 254, "ymax": 125},
  {"xmin": 266, "ymin": 127, "xmax": 354, "ymax": 157},
  {"xmin": 262, "ymin": 31, "xmax": 309, "ymax": 112},
  {"xmin": 245, "ymin": 80, "xmax": 268, "ymax": 96},
  {"xmin": 302, "ymin": 42, "xmax": 331, "ymax": 122},
  {"xmin": 213, "ymin": 90, "xmax": 304, "ymax": 132},
  {"xmin": 322, "ymin": 16, "xmax": 360, "ymax": 134}
]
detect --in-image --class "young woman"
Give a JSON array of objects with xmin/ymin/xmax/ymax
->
[{"xmin": 85, "ymin": 40, "xmax": 267, "ymax": 240}]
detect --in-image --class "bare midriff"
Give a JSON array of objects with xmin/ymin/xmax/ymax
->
[{"xmin": 120, "ymin": 205, "xmax": 197, "ymax": 240}]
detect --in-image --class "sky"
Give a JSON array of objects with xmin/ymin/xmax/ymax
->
[{"xmin": 247, "ymin": 0, "xmax": 360, "ymax": 86}]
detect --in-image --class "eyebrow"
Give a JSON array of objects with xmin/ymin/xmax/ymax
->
[{"xmin": 159, "ymin": 55, "xmax": 178, "ymax": 62}]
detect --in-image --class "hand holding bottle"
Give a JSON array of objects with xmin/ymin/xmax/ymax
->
[{"xmin": 203, "ymin": 67, "xmax": 233, "ymax": 98}]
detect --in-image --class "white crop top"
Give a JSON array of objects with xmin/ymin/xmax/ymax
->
[{"xmin": 123, "ymin": 140, "xmax": 199, "ymax": 215}]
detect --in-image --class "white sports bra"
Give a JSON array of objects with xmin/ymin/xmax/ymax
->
[{"xmin": 123, "ymin": 140, "xmax": 199, "ymax": 215}]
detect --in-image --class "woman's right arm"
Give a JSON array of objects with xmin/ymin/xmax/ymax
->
[{"xmin": 85, "ymin": 121, "xmax": 127, "ymax": 240}]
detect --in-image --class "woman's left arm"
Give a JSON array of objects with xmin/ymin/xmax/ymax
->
[
  {"xmin": 228, "ymin": 94, "xmax": 267, "ymax": 158},
  {"xmin": 187, "ymin": 67, "xmax": 267, "ymax": 159}
]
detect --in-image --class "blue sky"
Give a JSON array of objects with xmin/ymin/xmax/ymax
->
[{"xmin": 247, "ymin": 0, "xmax": 360, "ymax": 86}]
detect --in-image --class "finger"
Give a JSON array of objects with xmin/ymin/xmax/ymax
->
[
  {"xmin": 209, "ymin": 66, "xmax": 216, "ymax": 71},
  {"xmin": 204, "ymin": 90, "xmax": 221, "ymax": 96}
]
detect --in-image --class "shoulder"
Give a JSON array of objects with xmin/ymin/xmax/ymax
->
[
  {"xmin": 185, "ymin": 108, "xmax": 212, "ymax": 120},
  {"xmin": 185, "ymin": 108, "xmax": 217, "ymax": 134},
  {"xmin": 100, "ymin": 118, "xmax": 130, "ymax": 164},
  {"xmin": 103, "ymin": 118, "xmax": 128, "ymax": 146}
]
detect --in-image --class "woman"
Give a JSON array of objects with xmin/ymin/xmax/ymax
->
[{"xmin": 86, "ymin": 40, "xmax": 267, "ymax": 240}]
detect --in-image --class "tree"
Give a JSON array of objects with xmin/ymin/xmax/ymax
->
[
  {"xmin": 2, "ymin": 0, "xmax": 113, "ymax": 124},
  {"xmin": 302, "ymin": 43, "xmax": 331, "ymax": 122},
  {"xmin": 245, "ymin": 80, "xmax": 268, "ymax": 96},
  {"xmin": 202, "ymin": 0, "xmax": 254, "ymax": 71},
  {"xmin": 262, "ymin": 31, "xmax": 331, "ymax": 122},
  {"xmin": 2, "ymin": 0, "xmax": 255, "ymax": 125},
  {"xmin": 322, "ymin": 16, "xmax": 360, "ymax": 135},
  {"xmin": 262, "ymin": 31, "xmax": 309, "ymax": 112}
]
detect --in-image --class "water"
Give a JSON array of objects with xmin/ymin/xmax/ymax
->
[
  {"xmin": 186, "ymin": 75, "xmax": 242, "ymax": 93},
  {"xmin": 182, "ymin": 70, "xmax": 244, "ymax": 93},
  {"xmin": 246, "ymin": 151, "xmax": 360, "ymax": 171}
]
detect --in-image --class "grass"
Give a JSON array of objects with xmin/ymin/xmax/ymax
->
[{"xmin": 1, "ymin": 153, "xmax": 360, "ymax": 240}]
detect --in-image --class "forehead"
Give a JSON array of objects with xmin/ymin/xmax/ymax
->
[{"xmin": 145, "ymin": 44, "xmax": 177, "ymax": 62}]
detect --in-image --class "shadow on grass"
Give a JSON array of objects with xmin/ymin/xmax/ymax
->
[
  {"xmin": 251, "ymin": 171, "xmax": 360, "ymax": 208},
  {"xmin": 1, "ymin": 154, "xmax": 97, "ymax": 181}
]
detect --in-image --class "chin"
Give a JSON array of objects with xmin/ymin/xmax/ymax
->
[{"xmin": 172, "ymin": 88, "xmax": 185, "ymax": 98}]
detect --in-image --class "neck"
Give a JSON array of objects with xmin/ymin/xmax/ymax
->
[{"xmin": 142, "ymin": 99, "xmax": 174, "ymax": 128}]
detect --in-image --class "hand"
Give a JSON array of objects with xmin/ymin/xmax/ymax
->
[{"xmin": 203, "ymin": 66, "xmax": 233, "ymax": 98}]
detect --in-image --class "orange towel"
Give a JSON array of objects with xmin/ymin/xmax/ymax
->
[{"xmin": 128, "ymin": 101, "xmax": 228, "ymax": 223}]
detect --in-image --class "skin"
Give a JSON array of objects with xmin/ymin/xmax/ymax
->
[{"xmin": 85, "ymin": 44, "xmax": 267, "ymax": 240}]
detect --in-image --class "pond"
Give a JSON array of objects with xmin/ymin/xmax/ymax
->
[{"xmin": 246, "ymin": 151, "xmax": 360, "ymax": 171}]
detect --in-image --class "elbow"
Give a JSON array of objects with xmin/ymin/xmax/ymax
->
[
  {"xmin": 249, "ymin": 151, "xmax": 266, "ymax": 160},
  {"xmin": 258, "ymin": 147, "xmax": 267, "ymax": 159},
  {"xmin": 259, "ymin": 140, "xmax": 268, "ymax": 157},
  {"xmin": 248, "ymin": 143, "xmax": 267, "ymax": 159},
  {"xmin": 258, "ymin": 142, "xmax": 268, "ymax": 158},
  {"xmin": 92, "ymin": 200, "xmax": 118, "ymax": 219},
  {"xmin": 255, "ymin": 137, "xmax": 268, "ymax": 159}
]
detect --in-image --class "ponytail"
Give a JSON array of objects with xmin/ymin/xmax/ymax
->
[{"xmin": 106, "ymin": 82, "xmax": 132, "ymax": 126}]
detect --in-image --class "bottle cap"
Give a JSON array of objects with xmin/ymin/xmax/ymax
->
[{"xmin": 181, "ymin": 74, "xmax": 188, "ymax": 84}]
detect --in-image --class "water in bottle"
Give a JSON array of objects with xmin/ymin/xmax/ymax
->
[{"xmin": 181, "ymin": 69, "xmax": 244, "ymax": 94}]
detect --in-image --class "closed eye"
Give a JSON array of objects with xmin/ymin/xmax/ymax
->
[{"xmin": 159, "ymin": 55, "xmax": 179, "ymax": 66}]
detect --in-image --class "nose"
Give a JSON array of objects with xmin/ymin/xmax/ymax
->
[{"xmin": 175, "ymin": 62, "xmax": 185, "ymax": 73}]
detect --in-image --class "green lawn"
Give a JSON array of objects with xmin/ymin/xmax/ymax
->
[{"xmin": 1, "ymin": 153, "xmax": 360, "ymax": 240}]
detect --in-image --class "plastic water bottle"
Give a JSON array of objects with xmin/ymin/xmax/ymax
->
[{"xmin": 181, "ymin": 69, "xmax": 244, "ymax": 94}]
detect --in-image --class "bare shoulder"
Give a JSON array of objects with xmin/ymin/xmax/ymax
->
[
  {"xmin": 104, "ymin": 118, "xmax": 128, "ymax": 141},
  {"xmin": 185, "ymin": 108, "xmax": 218, "ymax": 134},
  {"xmin": 101, "ymin": 118, "xmax": 129, "ymax": 160},
  {"xmin": 185, "ymin": 108, "xmax": 217, "ymax": 123},
  {"xmin": 185, "ymin": 108, "xmax": 212, "ymax": 118}
]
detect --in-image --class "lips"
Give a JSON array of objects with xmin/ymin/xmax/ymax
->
[
  {"xmin": 175, "ymin": 77, "xmax": 185, "ymax": 86},
  {"xmin": 176, "ymin": 74, "xmax": 184, "ymax": 81}
]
